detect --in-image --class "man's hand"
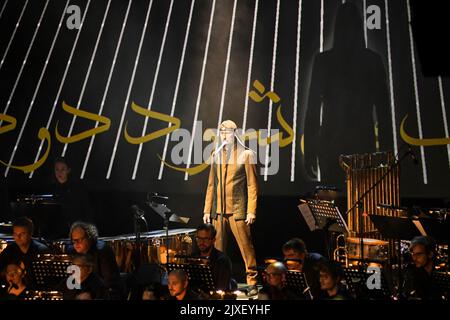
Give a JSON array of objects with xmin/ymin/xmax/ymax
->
[
  {"xmin": 245, "ymin": 213, "xmax": 256, "ymax": 225},
  {"xmin": 203, "ymin": 213, "xmax": 211, "ymax": 224}
]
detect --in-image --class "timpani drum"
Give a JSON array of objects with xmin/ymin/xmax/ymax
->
[
  {"xmin": 100, "ymin": 228, "xmax": 196, "ymax": 273},
  {"xmin": 346, "ymin": 237, "xmax": 389, "ymax": 263},
  {"xmin": 0, "ymin": 235, "xmax": 13, "ymax": 254},
  {"xmin": 51, "ymin": 239, "xmax": 71, "ymax": 254}
]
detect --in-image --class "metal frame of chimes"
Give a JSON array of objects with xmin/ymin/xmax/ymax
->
[{"xmin": 340, "ymin": 151, "xmax": 400, "ymax": 240}]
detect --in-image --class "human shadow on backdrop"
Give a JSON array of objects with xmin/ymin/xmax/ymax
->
[{"xmin": 304, "ymin": 2, "xmax": 393, "ymax": 188}]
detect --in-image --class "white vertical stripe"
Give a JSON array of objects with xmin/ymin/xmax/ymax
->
[
  {"xmin": 290, "ymin": 0, "xmax": 303, "ymax": 182},
  {"xmin": 81, "ymin": 0, "xmax": 133, "ymax": 179},
  {"xmin": 183, "ymin": 0, "xmax": 216, "ymax": 180},
  {"xmin": 29, "ymin": 0, "xmax": 92, "ymax": 178},
  {"xmin": 316, "ymin": 0, "xmax": 325, "ymax": 182},
  {"xmin": 1, "ymin": 0, "xmax": 49, "ymax": 125},
  {"xmin": 406, "ymin": 0, "xmax": 427, "ymax": 184},
  {"xmin": 0, "ymin": 0, "xmax": 28, "ymax": 71},
  {"xmin": 5, "ymin": 0, "xmax": 69, "ymax": 177},
  {"xmin": 384, "ymin": 0, "xmax": 399, "ymax": 160},
  {"xmin": 363, "ymin": 0, "xmax": 367, "ymax": 48},
  {"xmin": 106, "ymin": 0, "xmax": 154, "ymax": 179},
  {"xmin": 242, "ymin": 0, "xmax": 258, "ymax": 133},
  {"xmin": 132, "ymin": 0, "xmax": 174, "ymax": 180},
  {"xmin": 0, "ymin": 0, "xmax": 9, "ymax": 20},
  {"xmin": 263, "ymin": 0, "xmax": 280, "ymax": 181},
  {"xmin": 61, "ymin": 0, "xmax": 112, "ymax": 158},
  {"xmin": 215, "ymin": 0, "xmax": 237, "ymax": 130},
  {"xmin": 320, "ymin": 0, "xmax": 324, "ymax": 52},
  {"xmin": 437, "ymin": 76, "xmax": 450, "ymax": 168},
  {"xmin": 158, "ymin": 0, "xmax": 196, "ymax": 180}
]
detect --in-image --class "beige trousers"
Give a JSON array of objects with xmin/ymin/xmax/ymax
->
[{"xmin": 213, "ymin": 214, "xmax": 257, "ymax": 286}]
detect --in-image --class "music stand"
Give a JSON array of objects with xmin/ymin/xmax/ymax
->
[
  {"xmin": 299, "ymin": 199, "xmax": 349, "ymax": 259},
  {"xmin": 166, "ymin": 263, "xmax": 215, "ymax": 294},
  {"xmin": 285, "ymin": 270, "xmax": 311, "ymax": 299},
  {"xmin": 148, "ymin": 201, "xmax": 190, "ymax": 265},
  {"xmin": 431, "ymin": 272, "xmax": 450, "ymax": 299},
  {"xmin": 370, "ymin": 215, "xmax": 422, "ymax": 240},
  {"xmin": 31, "ymin": 254, "xmax": 72, "ymax": 291},
  {"xmin": 14, "ymin": 194, "xmax": 60, "ymax": 240},
  {"xmin": 343, "ymin": 267, "xmax": 391, "ymax": 299},
  {"xmin": 370, "ymin": 214, "xmax": 425, "ymax": 285},
  {"xmin": 418, "ymin": 218, "xmax": 449, "ymax": 245},
  {"xmin": 298, "ymin": 199, "xmax": 349, "ymax": 233}
]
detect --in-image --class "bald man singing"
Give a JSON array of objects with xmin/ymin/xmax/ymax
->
[{"xmin": 203, "ymin": 120, "xmax": 258, "ymax": 292}]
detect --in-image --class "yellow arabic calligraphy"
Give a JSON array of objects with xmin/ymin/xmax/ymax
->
[
  {"xmin": 55, "ymin": 101, "xmax": 111, "ymax": 143},
  {"xmin": 157, "ymin": 154, "xmax": 210, "ymax": 176},
  {"xmin": 160, "ymin": 81, "xmax": 296, "ymax": 175},
  {"xmin": 248, "ymin": 80, "xmax": 280, "ymax": 103},
  {"xmin": 124, "ymin": 102, "xmax": 181, "ymax": 144},
  {"xmin": 0, "ymin": 113, "xmax": 17, "ymax": 134},
  {"xmin": 239, "ymin": 105, "xmax": 293, "ymax": 147},
  {"xmin": 400, "ymin": 115, "xmax": 450, "ymax": 146},
  {"xmin": 0, "ymin": 127, "xmax": 51, "ymax": 173}
]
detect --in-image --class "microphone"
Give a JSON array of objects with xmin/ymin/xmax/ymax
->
[
  {"xmin": 407, "ymin": 145, "xmax": 419, "ymax": 165},
  {"xmin": 131, "ymin": 205, "xmax": 148, "ymax": 231},
  {"xmin": 149, "ymin": 192, "xmax": 169, "ymax": 200},
  {"xmin": 131, "ymin": 205, "xmax": 145, "ymax": 217},
  {"xmin": 8, "ymin": 281, "xmax": 19, "ymax": 292},
  {"xmin": 214, "ymin": 141, "xmax": 227, "ymax": 154}
]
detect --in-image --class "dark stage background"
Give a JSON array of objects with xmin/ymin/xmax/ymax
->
[{"xmin": 0, "ymin": 0, "xmax": 449, "ymax": 280}]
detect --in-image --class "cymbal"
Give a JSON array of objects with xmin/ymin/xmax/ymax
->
[
  {"xmin": 169, "ymin": 214, "xmax": 190, "ymax": 224},
  {"xmin": 0, "ymin": 222, "xmax": 12, "ymax": 227}
]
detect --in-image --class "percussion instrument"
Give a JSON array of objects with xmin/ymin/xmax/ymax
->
[
  {"xmin": 346, "ymin": 237, "xmax": 389, "ymax": 262},
  {"xmin": 0, "ymin": 222, "xmax": 12, "ymax": 234},
  {"xmin": 0, "ymin": 234, "xmax": 13, "ymax": 254},
  {"xmin": 99, "ymin": 228, "xmax": 196, "ymax": 272},
  {"xmin": 26, "ymin": 290, "xmax": 64, "ymax": 300}
]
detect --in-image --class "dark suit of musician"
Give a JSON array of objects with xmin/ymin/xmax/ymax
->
[{"xmin": 203, "ymin": 120, "xmax": 258, "ymax": 286}]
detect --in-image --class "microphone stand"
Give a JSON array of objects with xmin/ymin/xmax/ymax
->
[
  {"xmin": 163, "ymin": 212, "xmax": 171, "ymax": 265},
  {"xmin": 218, "ymin": 146, "xmax": 225, "ymax": 253},
  {"xmin": 344, "ymin": 148, "xmax": 412, "ymax": 278},
  {"xmin": 133, "ymin": 208, "xmax": 148, "ymax": 271},
  {"xmin": 213, "ymin": 140, "xmax": 227, "ymax": 253}
]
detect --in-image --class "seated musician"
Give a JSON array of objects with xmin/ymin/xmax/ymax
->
[
  {"xmin": 167, "ymin": 269, "xmax": 202, "ymax": 300},
  {"xmin": 2, "ymin": 263, "xmax": 32, "ymax": 300},
  {"xmin": 258, "ymin": 261, "xmax": 301, "ymax": 300},
  {"xmin": 282, "ymin": 238, "xmax": 326, "ymax": 299},
  {"xmin": 60, "ymin": 254, "xmax": 110, "ymax": 300},
  {"xmin": 192, "ymin": 223, "xmax": 233, "ymax": 291},
  {"xmin": 67, "ymin": 221, "xmax": 122, "ymax": 298},
  {"xmin": 402, "ymin": 236, "xmax": 443, "ymax": 300},
  {"xmin": 52, "ymin": 157, "xmax": 94, "ymax": 233},
  {"xmin": 318, "ymin": 260, "xmax": 352, "ymax": 300},
  {"xmin": 0, "ymin": 217, "xmax": 50, "ymax": 289}
]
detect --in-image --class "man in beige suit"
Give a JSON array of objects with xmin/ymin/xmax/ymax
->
[{"xmin": 203, "ymin": 120, "xmax": 258, "ymax": 293}]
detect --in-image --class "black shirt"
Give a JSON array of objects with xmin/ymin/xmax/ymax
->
[
  {"xmin": 50, "ymin": 180, "xmax": 94, "ymax": 238},
  {"xmin": 302, "ymin": 252, "xmax": 327, "ymax": 300},
  {"xmin": 0, "ymin": 240, "xmax": 50, "ymax": 289},
  {"xmin": 67, "ymin": 240, "xmax": 122, "ymax": 296},
  {"xmin": 258, "ymin": 285, "xmax": 303, "ymax": 300},
  {"xmin": 402, "ymin": 265, "xmax": 444, "ymax": 300},
  {"xmin": 167, "ymin": 288, "xmax": 203, "ymax": 300},
  {"xmin": 193, "ymin": 247, "xmax": 232, "ymax": 291},
  {"xmin": 59, "ymin": 272, "xmax": 110, "ymax": 300},
  {"xmin": 318, "ymin": 286, "xmax": 353, "ymax": 300}
]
